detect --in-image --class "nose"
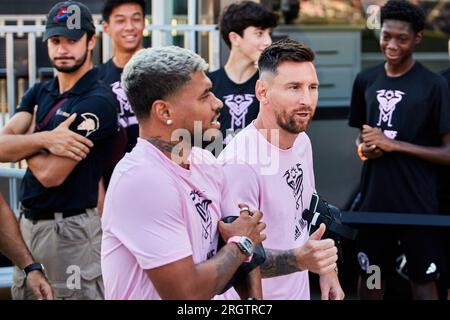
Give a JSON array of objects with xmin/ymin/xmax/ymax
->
[
  {"xmin": 386, "ymin": 38, "xmax": 398, "ymax": 51},
  {"xmin": 298, "ymin": 88, "xmax": 313, "ymax": 106},
  {"xmin": 125, "ymin": 18, "xmax": 134, "ymax": 31},
  {"xmin": 211, "ymin": 93, "xmax": 223, "ymax": 111},
  {"xmin": 262, "ymin": 31, "xmax": 272, "ymax": 48},
  {"xmin": 57, "ymin": 42, "xmax": 69, "ymax": 55}
]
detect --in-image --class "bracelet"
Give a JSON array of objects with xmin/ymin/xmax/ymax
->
[{"xmin": 357, "ymin": 143, "xmax": 368, "ymax": 161}]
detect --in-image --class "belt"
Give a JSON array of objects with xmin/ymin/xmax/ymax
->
[{"xmin": 22, "ymin": 207, "xmax": 88, "ymax": 221}]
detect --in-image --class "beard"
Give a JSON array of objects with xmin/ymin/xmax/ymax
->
[
  {"xmin": 276, "ymin": 108, "xmax": 313, "ymax": 134},
  {"xmin": 51, "ymin": 49, "xmax": 88, "ymax": 73}
]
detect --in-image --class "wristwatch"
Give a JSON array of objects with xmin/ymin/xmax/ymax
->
[
  {"xmin": 227, "ymin": 236, "xmax": 254, "ymax": 262},
  {"xmin": 22, "ymin": 262, "xmax": 46, "ymax": 279}
]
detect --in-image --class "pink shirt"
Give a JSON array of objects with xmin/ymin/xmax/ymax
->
[
  {"xmin": 101, "ymin": 138, "xmax": 223, "ymax": 300},
  {"xmin": 219, "ymin": 123, "xmax": 315, "ymax": 300}
]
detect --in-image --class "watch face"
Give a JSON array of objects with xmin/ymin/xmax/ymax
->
[{"xmin": 240, "ymin": 237, "xmax": 254, "ymax": 255}]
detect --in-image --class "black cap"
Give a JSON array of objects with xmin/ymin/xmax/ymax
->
[{"xmin": 44, "ymin": 1, "xmax": 95, "ymax": 41}]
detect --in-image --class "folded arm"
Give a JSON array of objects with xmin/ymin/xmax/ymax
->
[
  {"xmin": 26, "ymin": 151, "xmax": 79, "ymax": 188},
  {"xmin": 0, "ymin": 112, "xmax": 45, "ymax": 162},
  {"xmin": 0, "ymin": 112, "xmax": 93, "ymax": 163}
]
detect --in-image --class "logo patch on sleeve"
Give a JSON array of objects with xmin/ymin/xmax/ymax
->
[{"xmin": 77, "ymin": 113, "xmax": 99, "ymax": 137}]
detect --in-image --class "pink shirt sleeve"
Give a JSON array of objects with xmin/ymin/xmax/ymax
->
[
  {"xmin": 221, "ymin": 162, "xmax": 260, "ymax": 217},
  {"xmin": 108, "ymin": 166, "xmax": 193, "ymax": 270}
]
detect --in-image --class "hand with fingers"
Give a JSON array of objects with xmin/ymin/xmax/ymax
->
[
  {"xmin": 359, "ymin": 141, "xmax": 384, "ymax": 159},
  {"xmin": 319, "ymin": 270, "xmax": 345, "ymax": 300},
  {"xmin": 43, "ymin": 113, "xmax": 94, "ymax": 161},
  {"xmin": 293, "ymin": 223, "xmax": 339, "ymax": 275},
  {"xmin": 361, "ymin": 124, "xmax": 397, "ymax": 153},
  {"xmin": 218, "ymin": 203, "xmax": 267, "ymax": 247},
  {"xmin": 26, "ymin": 270, "xmax": 54, "ymax": 300}
]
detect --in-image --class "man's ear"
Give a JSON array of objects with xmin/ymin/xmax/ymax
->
[
  {"xmin": 255, "ymin": 79, "xmax": 268, "ymax": 105},
  {"xmin": 102, "ymin": 21, "xmax": 110, "ymax": 35},
  {"xmin": 228, "ymin": 31, "xmax": 241, "ymax": 48},
  {"xmin": 152, "ymin": 100, "xmax": 172, "ymax": 124},
  {"xmin": 88, "ymin": 34, "xmax": 97, "ymax": 51},
  {"xmin": 414, "ymin": 31, "xmax": 423, "ymax": 45}
]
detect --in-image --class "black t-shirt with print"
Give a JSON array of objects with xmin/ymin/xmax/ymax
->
[
  {"xmin": 97, "ymin": 59, "xmax": 139, "ymax": 187},
  {"xmin": 348, "ymin": 62, "xmax": 450, "ymax": 214},
  {"xmin": 438, "ymin": 67, "xmax": 450, "ymax": 214},
  {"xmin": 16, "ymin": 68, "xmax": 119, "ymax": 213},
  {"xmin": 207, "ymin": 68, "xmax": 260, "ymax": 145},
  {"xmin": 97, "ymin": 59, "xmax": 139, "ymax": 153}
]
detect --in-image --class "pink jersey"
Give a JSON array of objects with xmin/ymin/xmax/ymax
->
[
  {"xmin": 101, "ymin": 138, "xmax": 223, "ymax": 300},
  {"xmin": 219, "ymin": 123, "xmax": 315, "ymax": 300}
]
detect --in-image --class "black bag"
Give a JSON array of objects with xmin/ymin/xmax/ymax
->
[
  {"xmin": 302, "ymin": 193, "xmax": 358, "ymax": 262},
  {"xmin": 216, "ymin": 216, "xmax": 266, "ymax": 294}
]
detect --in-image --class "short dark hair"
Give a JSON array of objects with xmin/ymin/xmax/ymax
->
[
  {"xmin": 380, "ymin": 0, "xmax": 425, "ymax": 33},
  {"xmin": 102, "ymin": 0, "xmax": 146, "ymax": 22},
  {"xmin": 86, "ymin": 30, "xmax": 95, "ymax": 42},
  {"xmin": 220, "ymin": 1, "xmax": 278, "ymax": 49},
  {"xmin": 258, "ymin": 39, "xmax": 315, "ymax": 75}
]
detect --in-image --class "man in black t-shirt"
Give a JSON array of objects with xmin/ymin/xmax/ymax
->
[
  {"xmin": 207, "ymin": 2, "xmax": 278, "ymax": 150},
  {"xmin": 97, "ymin": 0, "xmax": 145, "ymax": 196},
  {"xmin": 0, "ymin": 1, "xmax": 118, "ymax": 299},
  {"xmin": 348, "ymin": 0, "xmax": 450, "ymax": 300}
]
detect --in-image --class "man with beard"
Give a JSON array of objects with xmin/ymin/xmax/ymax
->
[
  {"xmin": 219, "ymin": 39, "xmax": 344, "ymax": 300},
  {"xmin": 0, "ymin": 1, "xmax": 118, "ymax": 299},
  {"xmin": 101, "ymin": 46, "xmax": 266, "ymax": 299},
  {"xmin": 96, "ymin": 0, "xmax": 146, "ymax": 210}
]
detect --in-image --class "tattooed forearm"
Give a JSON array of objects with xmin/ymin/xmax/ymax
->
[
  {"xmin": 261, "ymin": 249, "xmax": 300, "ymax": 278},
  {"xmin": 213, "ymin": 245, "xmax": 243, "ymax": 293},
  {"xmin": 145, "ymin": 136, "xmax": 176, "ymax": 154}
]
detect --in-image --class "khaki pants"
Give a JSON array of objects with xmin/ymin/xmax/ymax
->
[{"xmin": 11, "ymin": 208, "xmax": 104, "ymax": 300}]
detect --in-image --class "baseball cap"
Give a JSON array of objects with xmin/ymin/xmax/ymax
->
[{"xmin": 43, "ymin": 1, "xmax": 95, "ymax": 41}]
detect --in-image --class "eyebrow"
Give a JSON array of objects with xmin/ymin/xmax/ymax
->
[
  {"xmin": 285, "ymin": 81, "xmax": 320, "ymax": 86},
  {"xmin": 112, "ymin": 12, "xmax": 143, "ymax": 18},
  {"xmin": 381, "ymin": 30, "xmax": 409, "ymax": 36}
]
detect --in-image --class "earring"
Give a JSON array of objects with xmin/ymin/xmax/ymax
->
[{"xmin": 166, "ymin": 119, "xmax": 173, "ymax": 126}]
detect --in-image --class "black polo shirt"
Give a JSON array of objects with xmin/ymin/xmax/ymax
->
[{"xmin": 16, "ymin": 68, "xmax": 119, "ymax": 213}]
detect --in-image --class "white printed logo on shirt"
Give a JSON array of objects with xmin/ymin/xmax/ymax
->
[
  {"xmin": 111, "ymin": 81, "xmax": 138, "ymax": 128},
  {"xmin": 376, "ymin": 89, "xmax": 404, "ymax": 127},
  {"xmin": 77, "ymin": 113, "xmax": 99, "ymax": 137},
  {"xmin": 284, "ymin": 163, "xmax": 307, "ymax": 240},
  {"xmin": 223, "ymin": 94, "xmax": 255, "ymax": 131},
  {"xmin": 190, "ymin": 190, "xmax": 213, "ymax": 243}
]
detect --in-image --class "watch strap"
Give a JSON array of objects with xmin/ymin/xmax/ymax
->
[
  {"xmin": 23, "ymin": 262, "xmax": 45, "ymax": 278},
  {"xmin": 227, "ymin": 236, "xmax": 253, "ymax": 262}
]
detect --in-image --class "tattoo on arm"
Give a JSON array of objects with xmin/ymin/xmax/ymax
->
[
  {"xmin": 261, "ymin": 249, "xmax": 300, "ymax": 278},
  {"xmin": 213, "ymin": 245, "xmax": 242, "ymax": 294},
  {"xmin": 145, "ymin": 136, "xmax": 176, "ymax": 154}
]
